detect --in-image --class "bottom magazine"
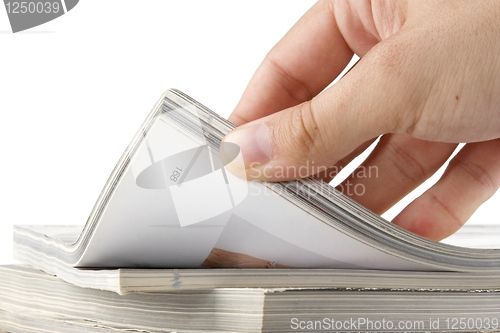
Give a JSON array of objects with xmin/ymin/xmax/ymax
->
[{"xmin": 0, "ymin": 265, "xmax": 499, "ymax": 333}]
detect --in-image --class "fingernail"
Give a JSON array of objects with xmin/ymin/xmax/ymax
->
[{"xmin": 221, "ymin": 123, "xmax": 273, "ymax": 170}]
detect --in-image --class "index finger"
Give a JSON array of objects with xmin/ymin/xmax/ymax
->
[{"xmin": 229, "ymin": 0, "xmax": 354, "ymax": 126}]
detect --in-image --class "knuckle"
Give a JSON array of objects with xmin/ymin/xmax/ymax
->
[
  {"xmin": 264, "ymin": 56, "xmax": 314, "ymax": 105},
  {"xmin": 369, "ymin": 38, "xmax": 408, "ymax": 77},
  {"xmin": 384, "ymin": 136, "xmax": 428, "ymax": 183},
  {"xmin": 427, "ymin": 192, "xmax": 465, "ymax": 230},
  {"xmin": 366, "ymin": 37, "xmax": 431, "ymax": 136},
  {"xmin": 277, "ymin": 101, "xmax": 325, "ymax": 162},
  {"xmin": 451, "ymin": 157, "xmax": 498, "ymax": 198}
]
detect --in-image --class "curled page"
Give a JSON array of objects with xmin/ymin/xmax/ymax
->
[{"xmin": 74, "ymin": 90, "xmax": 432, "ymax": 270}]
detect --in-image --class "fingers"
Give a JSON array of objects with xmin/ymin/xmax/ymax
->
[
  {"xmin": 315, "ymin": 138, "xmax": 376, "ymax": 183},
  {"xmin": 228, "ymin": 0, "xmax": 355, "ymax": 126},
  {"xmin": 222, "ymin": 44, "xmax": 416, "ymax": 181},
  {"xmin": 336, "ymin": 134, "xmax": 457, "ymax": 214},
  {"xmin": 392, "ymin": 139, "xmax": 500, "ymax": 241}
]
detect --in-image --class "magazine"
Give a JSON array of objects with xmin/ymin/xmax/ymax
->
[{"xmin": 13, "ymin": 89, "xmax": 500, "ymax": 282}]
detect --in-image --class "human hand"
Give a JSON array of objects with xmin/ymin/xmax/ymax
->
[{"xmin": 222, "ymin": 0, "xmax": 500, "ymax": 241}]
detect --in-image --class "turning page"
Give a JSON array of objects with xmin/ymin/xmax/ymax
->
[{"xmin": 74, "ymin": 90, "xmax": 431, "ymax": 270}]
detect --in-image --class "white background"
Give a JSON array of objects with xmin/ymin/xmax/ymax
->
[{"xmin": 0, "ymin": 1, "xmax": 497, "ymax": 265}]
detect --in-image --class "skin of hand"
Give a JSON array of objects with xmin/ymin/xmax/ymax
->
[{"xmin": 221, "ymin": 0, "xmax": 500, "ymax": 241}]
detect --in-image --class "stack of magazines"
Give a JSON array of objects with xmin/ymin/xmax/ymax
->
[{"xmin": 2, "ymin": 89, "xmax": 500, "ymax": 332}]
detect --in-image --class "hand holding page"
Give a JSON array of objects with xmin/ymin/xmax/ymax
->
[
  {"xmin": 13, "ymin": 90, "xmax": 500, "ymax": 276},
  {"xmin": 5, "ymin": 91, "xmax": 500, "ymax": 333}
]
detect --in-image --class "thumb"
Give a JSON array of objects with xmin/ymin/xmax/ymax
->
[{"xmin": 222, "ymin": 44, "xmax": 416, "ymax": 181}]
